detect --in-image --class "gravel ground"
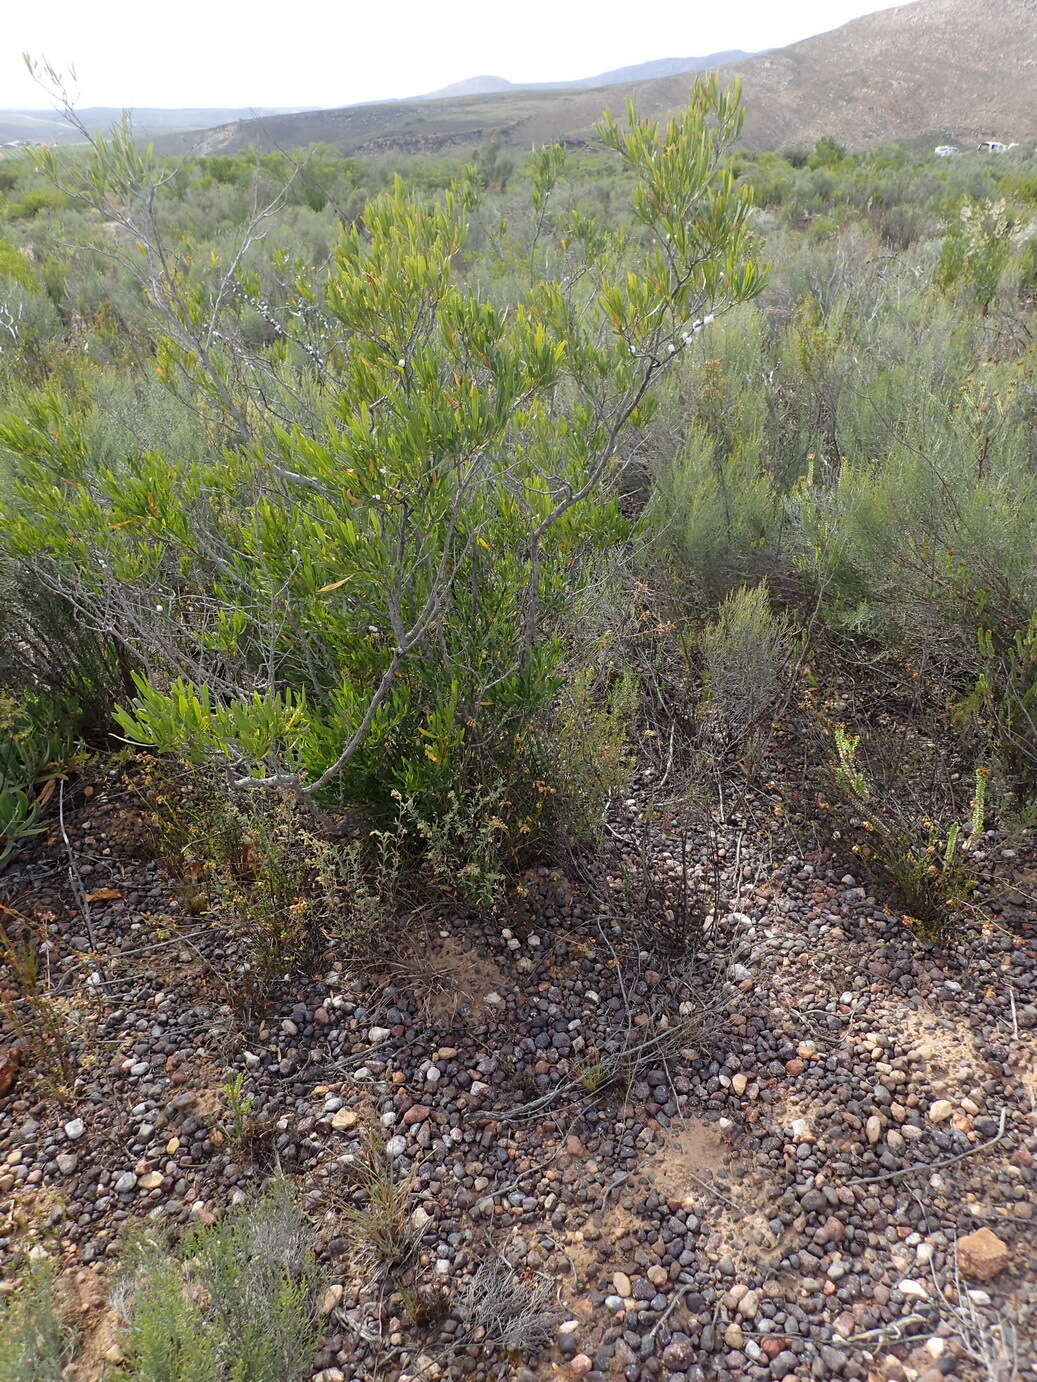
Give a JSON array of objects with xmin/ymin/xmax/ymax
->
[{"xmin": 1, "ymin": 758, "xmax": 1034, "ymax": 1382}]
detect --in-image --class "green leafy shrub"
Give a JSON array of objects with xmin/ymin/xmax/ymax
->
[
  {"xmin": 0, "ymin": 240, "xmax": 38, "ymax": 292},
  {"xmin": 6, "ymin": 187, "xmax": 69, "ymax": 220},
  {"xmin": 2, "ymin": 79, "xmax": 764, "ymax": 888},
  {"xmin": 937, "ymin": 197, "xmax": 1019, "ymax": 309},
  {"xmin": 0, "ymin": 696, "xmax": 67, "ymax": 870}
]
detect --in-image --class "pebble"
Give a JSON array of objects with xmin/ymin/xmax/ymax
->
[
  {"xmin": 738, "ymin": 1288, "xmax": 760, "ymax": 1319},
  {"xmin": 898, "ymin": 1279, "xmax": 928, "ymax": 1299},
  {"xmin": 320, "ymin": 1284, "xmax": 343, "ymax": 1315}
]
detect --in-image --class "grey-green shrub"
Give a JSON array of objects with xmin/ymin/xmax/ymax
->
[
  {"xmin": 0, "ymin": 1260, "xmax": 69, "ymax": 1382},
  {"xmin": 698, "ymin": 582, "xmax": 794, "ymax": 745},
  {"xmin": 114, "ymin": 1176, "xmax": 319, "ymax": 1382},
  {"xmin": 651, "ymin": 425, "xmax": 781, "ymax": 589}
]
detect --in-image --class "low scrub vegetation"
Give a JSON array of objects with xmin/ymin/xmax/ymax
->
[
  {"xmin": 0, "ymin": 1179, "xmax": 320, "ymax": 1382},
  {"xmin": 112, "ymin": 1178, "xmax": 319, "ymax": 1382},
  {"xmin": 0, "ymin": 104, "xmax": 1034, "ymax": 961},
  {"xmin": 0, "ymin": 80, "xmax": 761, "ymax": 891},
  {"xmin": 0, "ymin": 1259, "xmax": 71, "ymax": 1382},
  {"xmin": 697, "ymin": 582, "xmax": 795, "ymax": 751},
  {"xmin": 1, "ymin": 76, "xmax": 1036, "ymax": 1382}
]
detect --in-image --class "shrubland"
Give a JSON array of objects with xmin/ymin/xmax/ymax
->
[
  {"xmin": 0, "ymin": 82, "xmax": 764, "ymax": 901},
  {"xmin": 1, "ymin": 90, "xmax": 1035, "ymax": 1378},
  {"xmin": 0, "ymin": 104, "xmax": 1032, "ymax": 935}
]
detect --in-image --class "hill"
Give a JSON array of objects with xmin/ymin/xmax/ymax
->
[
  {"xmin": 418, "ymin": 52, "xmax": 752, "ymax": 101},
  {"xmin": 157, "ymin": 0, "xmax": 1037, "ymax": 158}
]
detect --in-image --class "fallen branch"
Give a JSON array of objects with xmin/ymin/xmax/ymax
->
[{"xmin": 844, "ymin": 1107, "xmax": 1008, "ymax": 1188}]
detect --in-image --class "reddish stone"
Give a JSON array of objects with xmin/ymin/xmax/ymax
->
[
  {"xmin": 761, "ymin": 1337, "xmax": 790, "ymax": 1359},
  {"xmin": 957, "ymin": 1228, "xmax": 1010, "ymax": 1281},
  {"xmin": 0, "ymin": 1048, "xmax": 19, "ymax": 1098},
  {"xmin": 785, "ymin": 1058, "xmax": 806, "ymax": 1075},
  {"xmin": 819, "ymin": 1215, "xmax": 846, "ymax": 1245},
  {"xmin": 403, "ymin": 1104, "xmax": 430, "ymax": 1125}
]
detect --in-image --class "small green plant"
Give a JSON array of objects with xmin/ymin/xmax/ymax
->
[
  {"xmin": 394, "ymin": 786, "xmax": 507, "ymax": 910},
  {"xmin": 548, "ymin": 662, "xmax": 636, "ymax": 849},
  {"xmin": 324, "ymin": 829, "xmax": 400, "ymax": 956},
  {"xmin": 0, "ymin": 695, "xmax": 67, "ymax": 870},
  {"xmin": 833, "ymin": 724, "xmax": 868, "ymax": 798},
  {"xmin": 337, "ymin": 1124, "xmax": 420, "ymax": 1273},
  {"xmin": 967, "ymin": 617, "xmax": 1037, "ymax": 803},
  {"xmin": 221, "ymin": 1072, "xmax": 256, "ymax": 1147},
  {"xmin": 0, "ymin": 918, "xmax": 74, "ymax": 1092},
  {"xmin": 823, "ymin": 725, "xmax": 980, "ymax": 943},
  {"xmin": 970, "ymin": 765, "xmax": 989, "ymax": 839},
  {"xmin": 145, "ymin": 767, "xmax": 350, "ymax": 1006},
  {"xmin": 0, "ymin": 1259, "xmax": 72, "ymax": 1382},
  {"xmin": 398, "ymin": 1284, "xmax": 447, "ymax": 1330},
  {"xmin": 571, "ymin": 1051, "xmax": 608, "ymax": 1094}
]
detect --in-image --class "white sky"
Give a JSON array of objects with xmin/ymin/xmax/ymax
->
[{"xmin": 2, "ymin": 0, "xmax": 917, "ymax": 110}]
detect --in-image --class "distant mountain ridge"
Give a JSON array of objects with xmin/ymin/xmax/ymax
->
[
  {"xmin": 418, "ymin": 53, "xmax": 752, "ymax": 101},
  {"xmin": 0, "ymin": 106, "xmax": 313, "ymax": 146},
  {"xmin": 154, "ymin": 0, "xmax": 1037, "ymax": 159}
]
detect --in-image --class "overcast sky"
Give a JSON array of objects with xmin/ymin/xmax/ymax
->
[{"xmin": 3, "ymin": 0, "xmax": 916, "ymax": 110}]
